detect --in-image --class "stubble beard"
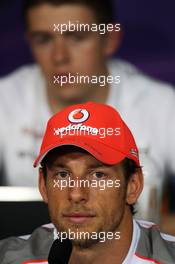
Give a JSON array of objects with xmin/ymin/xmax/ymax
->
[{"xmin": 55, "ymin": 205, "xmax": 125, "ymax": 250}]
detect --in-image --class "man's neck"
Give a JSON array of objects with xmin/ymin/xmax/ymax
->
[
  {"xmin": 68, "ymin": 217, "xmax": 133, "ymax": 264},
  {"xmin": 46, "ymin": 84, "xmax": 110, "ymax": 114}
]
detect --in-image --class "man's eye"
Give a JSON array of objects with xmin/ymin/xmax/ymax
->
[
  {"xmin": 56, "ymin": 171, "xmax": 69, "ymax": 178},
  {"xmin": 92, "ymin": 172, "xmax": 106, "ymax": 178},
  {"xmin": 71, "ymin": 34, "xmax": 85, "ymax": 41},
  {"xmin": 66, "ymin": 32, "xmax": 87, "ymax": 42},
  {"xmin": 32, "ymin": 35, "xmax": 52, "ymax": 45}
]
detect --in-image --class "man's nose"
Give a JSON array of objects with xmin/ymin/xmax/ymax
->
[
  {"xmin": 52, "ymin": 37, "xmax": 69, "ymax": 66},
  {"xmin": 68, "ymin": 181, "xmax": 89, "ymax": 204}
]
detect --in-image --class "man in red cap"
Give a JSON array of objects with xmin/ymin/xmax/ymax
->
[{"xmin": 0, "ymin": 102, "xmax": 175, "ymax": 263}]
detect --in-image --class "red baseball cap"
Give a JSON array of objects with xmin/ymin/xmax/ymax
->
[{"xmin": 34, "ymin": 102, "xmax": 140, "ymax": 167}]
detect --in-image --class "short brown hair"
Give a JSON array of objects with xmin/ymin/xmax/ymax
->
[{"xmin": 23, "ymin": 0, "xmax": 116, "ymax": 28}]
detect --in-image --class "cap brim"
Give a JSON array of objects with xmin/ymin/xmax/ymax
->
[{"xmin": 33, "ymin": 136, "xmax": 127, "ymax": 167}]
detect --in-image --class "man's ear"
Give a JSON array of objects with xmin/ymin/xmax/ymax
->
[
  {"xmin": 104, "ymin": 26, "xmax": 123, "ymax": 57},
  {"xmin": 39, "ymin": 168, "xmax": 48, "ymax": 204},
  {"xmin": 126, "ymin": 169, "xmax": 144, "ymax": 205}
]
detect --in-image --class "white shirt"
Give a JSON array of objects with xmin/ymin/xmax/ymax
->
[
  {"xmin": 123, "ymin": 220, "xmax": 157, "ymax": 263},
  {"xmin": 0, "ymin": 60, "xmax": 175, "ymax": 187}
]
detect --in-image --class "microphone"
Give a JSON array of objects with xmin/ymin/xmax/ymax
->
[{"xmin": 48, "ymin": 238, "xmax": 72, "ymax": 264}]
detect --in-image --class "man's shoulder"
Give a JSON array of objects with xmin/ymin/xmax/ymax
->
[
  {"xmin": 0, "ymin": 64, "xmax": 45, "ymax": 118},
  {"xmin": 136, "ymin": 220, "xmax": 175, "ymax": 263},
  {"xmin": 109, "ymin": 59, "xmax": 175, "ymax": 99},
  {"xmin": 0, "ymin": 223, "xmax": 54, "ymax": 264},
  {"xmin": 0, "ymin": 64, "xmax": 43, "ymax": 99},
  {"xmin": 108, "ymin": 59, "xmax": 175, "ymax": 122},
  {"xmin": 0, "ymin": 64, "xmax": 40, "ymax": 85}
]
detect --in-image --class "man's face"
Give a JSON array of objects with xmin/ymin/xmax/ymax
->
[
  {"xmin": 26, "ymin": 4, "xmax": 114, "ymax": 102},
  {"xmin": 39, "ymin": 148, "xmax": 132, "ymax": 248}
]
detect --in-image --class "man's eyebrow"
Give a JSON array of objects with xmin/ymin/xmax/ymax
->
[
  {"xmin": 62, "ymin": 29, "xmax": 92, "ymax": 35},
  {"xmin": 87, "ymin": 163, "xmax": 111, "ymax": 169},
  {"xmin": 28, "ymin": 31, "xmax": 52, "ymax": 37},
  {"xmin": 49, "ymin": 163, "xmax": 108, "ymax": 170},
  {"xmin": 47, "ymin": 163, "xmax": 69, "ymax": 170}
]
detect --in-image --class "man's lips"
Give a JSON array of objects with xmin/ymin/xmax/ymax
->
[{"xmin": 62, "ymin": 212, "xmax": 96, "ymax": 223}]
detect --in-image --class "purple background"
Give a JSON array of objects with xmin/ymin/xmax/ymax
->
[{"xmin": 0, "ymin": 0, "xmax": 175, "ymax": 85}]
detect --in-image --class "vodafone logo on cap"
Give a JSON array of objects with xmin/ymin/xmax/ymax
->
[{"xmin": 68, "ymin": 109, "xmax": 89, "ymax": 123}]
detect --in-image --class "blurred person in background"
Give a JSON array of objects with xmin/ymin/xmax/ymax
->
[{"xmin": 0, "ymin": 0, "xmax": 175, "ymax": 225}]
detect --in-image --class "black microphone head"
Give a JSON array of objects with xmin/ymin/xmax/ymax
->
[{"xmin": 48, "ymin": 238, "xmax": 72, "ymax": 264}]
